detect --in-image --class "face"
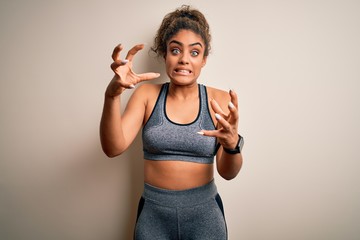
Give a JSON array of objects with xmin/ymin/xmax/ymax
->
[{"xmin": 165, "ymin": 29, "xmax": 207, "ymax": 85}]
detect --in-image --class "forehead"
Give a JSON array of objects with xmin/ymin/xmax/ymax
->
[{"xmin": 167, "ymin": 29, "xmax": 205, "ymax": 46}]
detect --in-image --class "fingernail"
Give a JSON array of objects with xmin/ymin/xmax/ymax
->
[
  {"xmin": 121, "ymin": 59, "xmax": 129, "ymax": 64},
  {"xmin": 197, "ymin": 131, "xmax": 204, "ymax": 135},
  {"xmin": 228, "ymin": 102, "xmax": 235, "ymax": 109},
  {"xmin": 215, "ymin": 113, "xmax": 222, "ymax": 120},
  {"xmin": 129, "ymin": 84, "xmax": 135, "ymax": 89}
]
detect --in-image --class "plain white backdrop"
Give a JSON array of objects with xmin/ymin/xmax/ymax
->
[{"xmin": 1, "ymin": 0, "xmax": 359, "ymax": 239}]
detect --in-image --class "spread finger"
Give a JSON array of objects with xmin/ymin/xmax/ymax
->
[
  {"xmin": 125, "ymin": 44, "xmax": 145, "ymax": 61},
  {"xmin": 210, "ymin": 98, "xmax": 226, "ymax": 116},
  {"xmin": 111, "ymin": 44, "xmax": 123, "ymax": 61}
]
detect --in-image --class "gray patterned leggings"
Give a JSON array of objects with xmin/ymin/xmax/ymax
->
[{"xmin": 134, "ymin": 180, "xmax": 227, "ymax": 240}]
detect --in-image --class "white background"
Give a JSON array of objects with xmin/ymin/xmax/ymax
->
[{"xmin": 1, "ymin": 0, "xmax": 359, "ymax": 239}]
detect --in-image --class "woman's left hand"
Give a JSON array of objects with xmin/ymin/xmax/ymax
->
[{"xmin": 199, "ymin": 90, "xmax": 239, "ymax": 149}]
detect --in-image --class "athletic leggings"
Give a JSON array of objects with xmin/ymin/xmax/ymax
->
[{"xmin": 134, "ymin": 180, "xmax": 227, "ymax": 240}]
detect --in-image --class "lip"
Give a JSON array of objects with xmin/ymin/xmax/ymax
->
[{"xmin": 174, "ymin": 68, "xmax": 192, "ymax": 75}]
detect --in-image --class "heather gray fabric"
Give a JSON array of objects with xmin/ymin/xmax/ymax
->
[
  {"xmin": 142, "ymin": 83, "xmax": 217, "ymax": 164},
  {"xmin": 134, "ymin": 180, "xmax": 227, "ymax": 240}
]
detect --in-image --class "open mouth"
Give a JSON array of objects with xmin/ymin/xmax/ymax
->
[{"xmin": 175, "ymin": 69, "xmax": 192, "ymax": 74}]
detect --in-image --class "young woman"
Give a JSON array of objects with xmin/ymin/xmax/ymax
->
[{"xmin": 100, "ymin": 5, "xmax": 244, "ymax": 240}]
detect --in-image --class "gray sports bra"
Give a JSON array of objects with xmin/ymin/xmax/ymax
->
[{"xmin": 142, "ymin": 83, "xmax": 217, "ymax": 164}]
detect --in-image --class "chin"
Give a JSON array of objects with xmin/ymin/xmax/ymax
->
[
  {"xmin": 168, "ymin": 74, "xmax": 199, "ymax": 86},
  {"xmin": 169, "ymin": 78, "xmax": 198, "ymax": 86}
]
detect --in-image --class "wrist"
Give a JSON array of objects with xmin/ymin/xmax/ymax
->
[
  {"xmin": 105, "ymin": 86, "xmax": 125, "ymax": 99},
  {"xmin": 222, "ymin": 134, "xmax": 244, "ymax": 154},
  {"xmin": 105, "ymin": 75, "xmax": 127, "ymax": 98},
  {"xmin": 104, "ymin": 92, "xmax": 121, "ymax": 101}
]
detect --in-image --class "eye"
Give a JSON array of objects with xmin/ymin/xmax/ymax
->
[
  {"xmin": 171, "ymin": 48, "xmax": 181, "ymax": 55},
  {"xmin": 191, "ymin": 50, "xmax": 200, "ymax": 57}
]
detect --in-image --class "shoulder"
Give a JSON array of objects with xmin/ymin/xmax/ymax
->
[
  {"xmin": 136, "ymin": 82, "xmax": 164, "ymax": 97},
  {"xmin": 131, "ymin": 82, "xmax": 163, "ymax": 97},
  {"xmin": 130, "ymin": 82, "xmax": 164, "ymax": 106},
  {"xmin": 204, "ymin": 85, "xmax": 231, "ymax": 106},
  {"xmin": 132, "ymin": 83, "xmax": 165, "ymax": 123}
]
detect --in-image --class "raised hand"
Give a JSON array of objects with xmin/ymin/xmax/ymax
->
[
  {"xmin": 199, "ymin": 90, "xmax": 239, "ymax": 149},
  {"xmin": 106, "ymin": 44, "xmax": 160, "ymax": 97}
]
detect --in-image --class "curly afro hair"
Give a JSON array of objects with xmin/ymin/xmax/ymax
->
[{"xmin": 151, "ymin": 5, "xmax": 211, "ymax": 58}]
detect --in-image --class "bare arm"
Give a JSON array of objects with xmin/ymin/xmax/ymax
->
[
  {"xmin": 216, "ymin": 138, "xmax": 243, "ymax": 180},
  {"xmin": 100, "ymin": 44, "xmax": 160, "ymax": 157}
]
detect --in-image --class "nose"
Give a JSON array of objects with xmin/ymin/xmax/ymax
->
[{"xmin": 178, "ymin": 52, "xmax": 189, "ymax": 65}]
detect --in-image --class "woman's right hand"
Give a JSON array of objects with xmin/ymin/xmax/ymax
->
[{"xmin": 106, "ymin": 44, "xmax": 160, "ymax": 97}]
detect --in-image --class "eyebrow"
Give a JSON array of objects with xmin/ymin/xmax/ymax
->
[{"xmin": 169, "ymin": 40, "xmax": 203, "ymax": 48}]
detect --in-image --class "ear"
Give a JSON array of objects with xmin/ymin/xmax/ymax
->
[{"xmin": 201, "ymin": 56, "xmax": 207, "ymax": 67}]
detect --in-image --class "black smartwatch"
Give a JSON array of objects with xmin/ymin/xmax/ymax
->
[{"xmin": 223, "ymin": 134, "xmax": 244, "ymax": 154}]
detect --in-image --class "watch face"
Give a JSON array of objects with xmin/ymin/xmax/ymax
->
[{"xmin": 238, "ymin": 136, "xmax": 244, "ymax": 152}]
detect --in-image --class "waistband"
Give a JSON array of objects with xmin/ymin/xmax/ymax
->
[{"xmin": 142, "ymin": 180, "xmax": 218, "ymax": 208}]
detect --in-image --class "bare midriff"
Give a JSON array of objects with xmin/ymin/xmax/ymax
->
[{"xmin": 144, "ymin": 160, "xmax": 214, "ymax": 190}]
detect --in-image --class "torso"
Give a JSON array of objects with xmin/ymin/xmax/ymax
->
[
  {"xmin": 141, "ymin": 82, "xmax": 229, "ymax": 190},
  {"xmin": 144, "ymin": 161, "xmax": 214, "ymax": 190}
]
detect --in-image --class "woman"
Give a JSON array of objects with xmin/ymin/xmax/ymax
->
[{"xmin": 100, "ymin": 5, "xmax": 244, "ymax": 240}]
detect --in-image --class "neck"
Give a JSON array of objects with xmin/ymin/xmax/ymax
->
[{"xmin": 168, "ymin": 81, "xmax": 198, "ymax": 100}]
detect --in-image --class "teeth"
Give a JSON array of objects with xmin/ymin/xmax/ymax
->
[{"xmin": 177, "ymin": 69, "xmax": 190, "ymax": 73}]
